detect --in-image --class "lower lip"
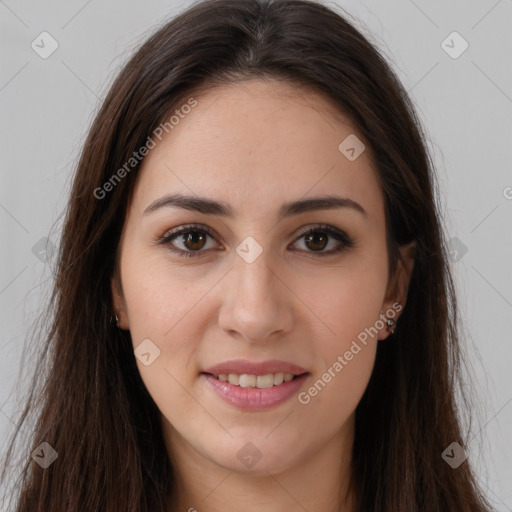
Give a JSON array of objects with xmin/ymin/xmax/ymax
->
[{"xmin": 202, "ymin": 373, "xmax": 309, "ymax": 411}]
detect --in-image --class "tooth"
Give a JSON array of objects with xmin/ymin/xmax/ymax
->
[
  {"xmin": 256, "ymin": 374, "xmax": 275, "ymax": 388},
  {"xmin": 228, "ymin": 374, "xmax": 240, "ymax": 386},
  {"xmin": 221, "ymin": 372, "xmax": 298, "ymax": 387},
  {"xmin": 273, "ymin": 373, "xmax": 284, "ymax": 385},
  {"xmin": 239, "ymin": 374, "xmax": 257, "ymax": 387}
]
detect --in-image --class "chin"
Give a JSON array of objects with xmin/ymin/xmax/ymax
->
[{"xmin": 201, "ymin": 436, "xmax": 298, "ymax": 475}]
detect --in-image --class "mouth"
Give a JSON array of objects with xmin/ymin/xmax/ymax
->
[{"xmin": 201, "ymin": 370, "xmax": 310, "ymax": 410}]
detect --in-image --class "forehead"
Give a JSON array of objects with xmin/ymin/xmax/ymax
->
[{"xmin": 131, "ymin": 78, "xmax": 384, "ymax": 224}]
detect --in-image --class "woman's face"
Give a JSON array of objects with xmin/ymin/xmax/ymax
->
[{"xmin": 112, "ymin": 78, "xmax": 414, "ymax": 476}]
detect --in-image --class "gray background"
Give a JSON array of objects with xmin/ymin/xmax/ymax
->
[{"xmin": 1, "ymin": 0, "xmax": 511, "ymax": 509}]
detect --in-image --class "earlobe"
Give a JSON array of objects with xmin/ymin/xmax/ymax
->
[{"xmin": 379, "ymin": 240, "xmax": 417, "ymax": 340}]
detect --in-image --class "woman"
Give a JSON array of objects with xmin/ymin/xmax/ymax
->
[{"xmin": 0, "ymin": 0, "xmax": 493, "ymax": 510}]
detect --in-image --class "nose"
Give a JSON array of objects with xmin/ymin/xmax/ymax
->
[{"xmin": 218, "ymin": 248, "xmax": 294, "ymax": 344}]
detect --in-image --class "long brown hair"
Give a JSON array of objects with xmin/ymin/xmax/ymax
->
[{"xmin": 0, "ymin": 0, "xmax": 493, "ymax": 510}]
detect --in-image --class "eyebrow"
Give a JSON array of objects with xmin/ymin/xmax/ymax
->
[{"xmin": 143, "ymin": 193, "xmax": 367, "ymax": 219}]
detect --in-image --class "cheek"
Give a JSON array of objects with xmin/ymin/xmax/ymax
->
[
  {"xmin": 294, "ymin": 266, "xmax": 385, "ymax": 427},
  {"xmin": 303, "ymin": 253, "xmax": 389, "ymax": 355},
  {"xmin": 293, "ymin": 339, "xmax": 376, "ymax": 459},
  {"xmin": 120, "ymin": 248, "xmax": 214, "ymax": 341},
  {"xmin": 294, "ymin": 253, "xmax": 387, "ymax": 411},
  {"xmin": 120, "ymin": 258, "xmax": 214, "ymax": 429},
  {"xmin": 118, "ymin": 249, "xmax": 205, "ymax": 388}
]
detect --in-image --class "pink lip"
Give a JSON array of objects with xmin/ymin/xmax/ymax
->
[
  {"xmin": 203, "ymin": 358, "xmax": 308, "ymax": 376},
  {"xmin": 202, "ymin": 373, "xmax": 310, "ymax": 411},
  {"xmin": 202, "ymin": 359, "xmax": 310, "ymax": 411}
]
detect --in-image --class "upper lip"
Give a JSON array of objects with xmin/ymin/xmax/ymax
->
[{"xmin": 203, "ymin": 359, "xmax": 308, "ymax": 376}]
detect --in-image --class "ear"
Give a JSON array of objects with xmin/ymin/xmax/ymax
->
[
  {"xmin": 378, "ymin": 240, "xmax": 416, "ymax": 340},
  {"xmin": 111, "ymin": 274, "xmax": 129, "ymax": 330}
]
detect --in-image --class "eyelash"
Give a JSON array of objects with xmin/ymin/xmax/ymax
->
[{"xmin": 156, "ymin": 223, "xmax": 355, "ymax": 259}]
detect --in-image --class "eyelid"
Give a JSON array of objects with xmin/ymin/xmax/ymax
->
[
  {"xmin": 156, "ymin": 223, "xmax": 221, "ymax": 252},
  {"xmin": 158, "ymin": 223, "xmax": 221, "ymax": 245}
]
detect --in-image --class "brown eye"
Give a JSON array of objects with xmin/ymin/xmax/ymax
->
[
  {"xmin": 180, "ymin": 231, "xmax": 208, "ymax": 251},
  {"xmin": 304, "ymin": 231, "xmax": 329, "ymax": 251},
  {"xmin": 158, "ymin": 224, "xmax": 218, "ymax": 258},
  {"xmin": 292, "ymin": 224, "xmax": 355, "ymax": 256}
]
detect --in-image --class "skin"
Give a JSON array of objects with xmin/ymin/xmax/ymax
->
[{"xmin": 112, "ymin": 78, "xmax": 416, "ymax": 511}]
